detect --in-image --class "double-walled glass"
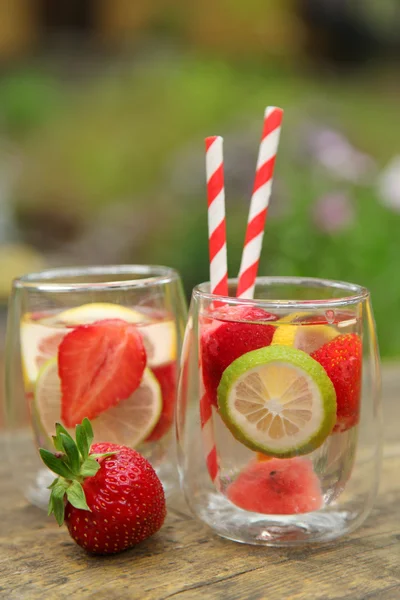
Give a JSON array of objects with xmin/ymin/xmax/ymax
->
[
  {"xmin": 177, "ymin": 277, "xmax": 382, "ymax": 545},
  {"xmin": 5, "ymin": 265, "xmax": 187, "ymax": 508}
]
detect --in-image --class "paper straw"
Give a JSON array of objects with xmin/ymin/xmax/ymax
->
[
  {"xmin": 237, "ymin": 107, "xmax": 283, "ymax": 299},
  {"xmin": 201, "ymin": 135, "xmax": 227, "ymax": 488},
  {"xmin": 200, "ymin": 392, "xmax": 219, "ymax": 484},
  {"xmin": 205, "ymin": 136, "xmax": 228, "ymax": 297}
]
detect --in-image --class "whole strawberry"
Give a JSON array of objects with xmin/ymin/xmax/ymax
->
[
  {"xmin": 311, "ymin": 333, "xmax": 362, "ymax": 433},
  {"xmin": 40, "ymin": 419, "xmax": 166, "ymax": 555}
]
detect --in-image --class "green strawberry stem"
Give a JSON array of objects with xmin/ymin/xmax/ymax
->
[{"xmin": 39, "ymin": 418, "xmax": 116, "ymax": 526}]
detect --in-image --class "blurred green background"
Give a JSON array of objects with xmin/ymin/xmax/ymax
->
[{"xmin": 0, "ymin": 0, "xmax": 399, "ymax": 357}]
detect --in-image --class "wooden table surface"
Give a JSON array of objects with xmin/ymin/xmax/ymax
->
[{"xmin": 1, "ymin": 365, "xmax": 399, "ymax": 600}]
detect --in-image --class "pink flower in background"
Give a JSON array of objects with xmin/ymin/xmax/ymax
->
[
  {"xmin": 378, "ymin": 156, "xmax": 400, "ymax": 213},
  {"xmin": 298, "ymin": 122, "xmax": 376, "ymax": 184},
  {"xmin": 313, "ymin": 192, "xmax": 355, "ymax": 233}
]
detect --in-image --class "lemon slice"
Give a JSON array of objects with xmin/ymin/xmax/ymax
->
[
  {"xmin": 217, "ymin": 345, "xmax": 336, "ymax": 458},
  {"xmin": 139, "ymin": 320, "xmax": 177, "ymax": 367},
  {"xmin": 20, "ymin": 320, "xmax": 68, "ymax": 390},
  {"xmin": 34, "ymin": 358, "xmax": 162, "ymax": 448},
  {"xmin": 272, "ymin": 312, "xmax": 337, "ymax": 354},
  {"xmin": 41, "ymin": 303, "xmax": 146, "ymax": 326}
]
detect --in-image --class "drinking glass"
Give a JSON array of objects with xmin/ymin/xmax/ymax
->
[
  {"xmin": 4, "ymin": 265, "xmax": 187, "ymax": 508},
  {"xmin": 176, "ymin": 277, "xmax": 382, "ymax": 545}
]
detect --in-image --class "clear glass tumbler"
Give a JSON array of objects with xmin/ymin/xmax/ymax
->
[
  {"xmin": 176, "ymin": 277, "xmax": 382, "ymax": 545},
  {"xmin": 4, "ymin": 265, "xmax": 187, "ymax": 508}
]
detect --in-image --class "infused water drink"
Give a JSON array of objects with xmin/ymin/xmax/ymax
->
[
  {"xmin": 177, "ymin": 278, "xmax": 381, "ymax": 545},
  {"xmin": 21, "ymin": 304, "xmax": 178, "ymax": 471},
  {"xmin": 200, "ymin": 307, "xmax": 361, "ymax": 509}
]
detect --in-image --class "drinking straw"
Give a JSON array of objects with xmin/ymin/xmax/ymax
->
[
  {"xmin": 200, "ymin": 393, "xmax": 219, "ymax": 485},
  {"xmin": 205, "ymin": 136, "xmax": 228, "ymax": 297},
  {"xmin": 236, "ymin": 107, "xmax": 284, "ymax": 299},
  {"xmin": 201, "ymin": 135, "xmax": 228, "ymax": 488}
]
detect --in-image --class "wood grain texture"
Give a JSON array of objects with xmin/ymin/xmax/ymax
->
[{"xmin": 1, "ymin": 366, "xmax": 399, "ymax": 600}]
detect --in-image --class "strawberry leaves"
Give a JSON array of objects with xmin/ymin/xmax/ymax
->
[
  {"xmin": 39, "ymin": 418, "xmax": 116, "ymax": 526},
  {"xmin": 39, "ymin": 450, "xmax": 73, "ymax": 479},
  {"xmin": 66, "ymin": 482, "xmax": 91, "ymax": 512}
]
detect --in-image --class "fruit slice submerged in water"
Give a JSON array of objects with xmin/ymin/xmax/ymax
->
[
  {"xmin": 201, "ymin": 306, "xmax": 278, "ymax": 407},
  {"xmin": 20, "ymin": 304, "xmax": 147, "ymax": 390},
  {"xmin": 20, "ymin": 320, "xmax": 67, "ymax": 389},
  {"xmin": 139, "ymin": 320, "xmax": 177, "ymax": 368},
  {"xmin": 145, "ymin": 362, "xmax": 177, "ymax": 442},
  {"xmin": 311, "ymin": 333, "xmax": 362, "ymax": 433},
  {"xmin": 256, "ymin": 452, "xmax": 273, "ymax": 462},
  {"xmin": 41, "ymin": 303, "xmax": 146, "ymax": 326},
  {"xmin": 43, "ymin": 302, "xmax": 176, "ymax": 369},
  {"xmin": 272, "ymin": 322, "xmax": 337, "ymax": 355},
  {"xmin": 227, "ymin": 458, "xmax": 323, "ymax": 514},
  {"xmin": 34, "ymin": 359, "xmax": 162, "ymax": 447},
  {"xmin": 217, "ymin": 345, "xmax": 337, "ymax": 457},
  {"xmin": 58, "ymin": 319, "xmax": 147, "ymax": 426}
]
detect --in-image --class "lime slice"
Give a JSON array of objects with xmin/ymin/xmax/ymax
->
[
  {"xmin": 34, "ymin": 358, "xmax": 162, "ymax": 447},
  {"xmin": 217, "ymin": 345, "xmax": 336, "ymax": 458},
  {"xmin": 139, "ymin": 320, "xmax": 177, "ymax": 367},
  {"xmin": 41, "ymin": 303, "xmax": 147, "ymax": 326}
]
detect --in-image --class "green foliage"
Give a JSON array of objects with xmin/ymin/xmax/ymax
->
[
  {"xmin": 5, "ymin": 57, "xmax": 400, "ymax": 357},
  {"xmin": 0, "ymin": 71, "xmax": 64, "ymax": 137}
]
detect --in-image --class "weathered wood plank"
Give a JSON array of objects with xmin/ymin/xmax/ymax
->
[{"xmin": 0, "ymin": 365, "xmax": 399, "ymax": 600}]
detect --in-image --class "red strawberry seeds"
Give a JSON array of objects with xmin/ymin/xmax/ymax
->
[
  {"xmin": 311, "ymin": 333, "xmax": 362, "ymax": 433},
  {"xmin": 39, "ymin": 420, "xmax": 166, "ymax": 556},
  {"xmin": 59, "ymin": 319, "xmax": 146, "ymax": 427},
  {"xmin": 66, "ymin": 443, "xmax": 166, "ymax": 554}
]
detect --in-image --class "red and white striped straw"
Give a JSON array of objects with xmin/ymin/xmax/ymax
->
[
  {"xmin": 205, "ymin": 136, "xmax": 228, "ymax": 297},
  {"xmin": 200, "ymin": 392, "xmax": 219, "ymax": 486},
  {"xmin": 202, "ymin": 135, "xmax": 228, "ymax": 489},
  {"xmin": 237, "ymin": 106, "xmax": 283, "ymax": 299}
]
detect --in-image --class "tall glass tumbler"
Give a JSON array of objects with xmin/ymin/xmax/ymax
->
[
  {"xmin": 176, "ymin": 277, "xmax": 382, "ymax": 545},
  {"xmin": 4, "ymin": 265, "xmax": 187, "ymax": 508}
]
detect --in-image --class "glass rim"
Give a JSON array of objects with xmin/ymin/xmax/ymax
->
[
  {"xmin": 193, "ymin": 276, "xmax": 370, "ymax": 309},
  {"xmin": 12, "ymin": 265, "xmax": 181, "ymax": 292}
]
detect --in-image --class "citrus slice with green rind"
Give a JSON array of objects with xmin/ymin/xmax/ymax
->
[
  {"xmin": 217, "ymin": 345, "xmax": 336, "ymax": 458},
  {"xmin": 34, "ymin": 358, "xmax": 162, "ymax": 448}
]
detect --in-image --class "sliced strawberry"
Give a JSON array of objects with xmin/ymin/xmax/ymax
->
[
  {"xmin": 311, "ymin": 333, "xmax": 362, "ymax": 433},
  {"xmin": 59, "ymin": 319, "xmax": 146, "ymax": 427},
  {"xmin": 145, "ymin": 362, "xmax": 177, "ymax": 442},
  {"xmin": 227, "ymin": 458, "xmax": 322, "ymax": 514},
  {"xmin": 201, "ymin": 306, "xmax": 277, "ymax": 406}
]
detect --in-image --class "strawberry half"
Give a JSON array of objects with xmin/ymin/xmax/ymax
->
[
  {"xmin": 59, "ymin": 319, "xmax": 146, "ymax": 427},
  {"xmin": 40, "ymin": 419, "xmax": 166, "ymax": 555},
  {"xmin": 201, "ymin": 306, "xmax": 277, "ymax": 406},
  {"xmin": 311, "ymin": 333, "xmax": 362, "ymax": 433}
]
